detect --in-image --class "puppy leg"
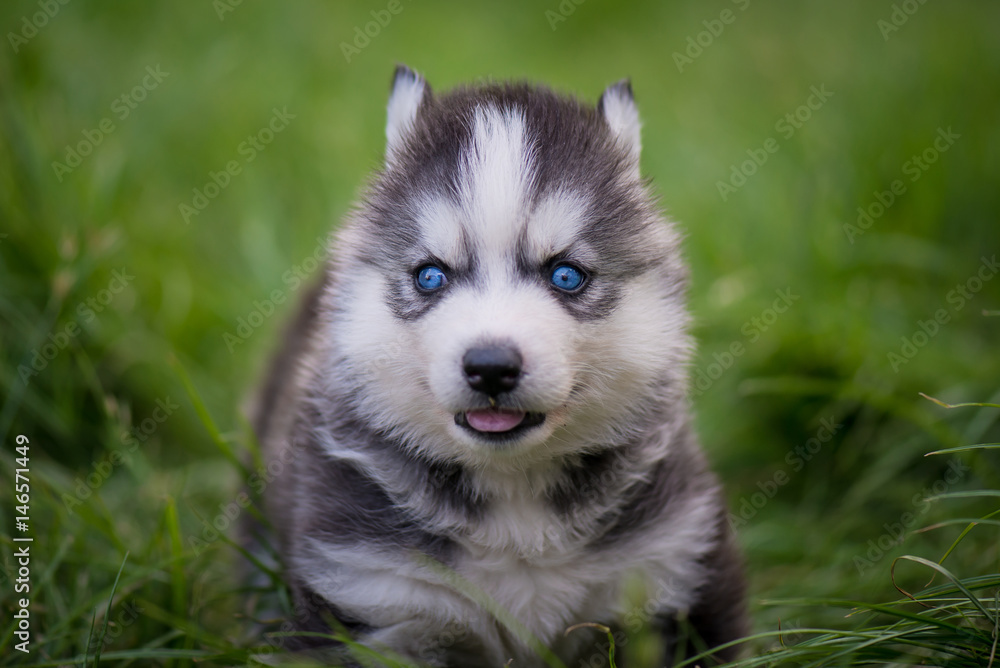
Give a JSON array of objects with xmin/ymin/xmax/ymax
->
[{"xmin": 660, "ymin": 522, "xmax": 748, "ymax": 665}]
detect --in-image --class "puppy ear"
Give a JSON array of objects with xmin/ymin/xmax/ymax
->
[
  {"xmin": 386, "ymin": 65, "xmax": 430, "ymax": 163},
  {"xmin": 598, "ymin": 79, "xmax": 641, "ymax": 172}
]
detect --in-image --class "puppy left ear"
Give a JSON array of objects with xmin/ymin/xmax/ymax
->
[
  {"xmin": 386, "ymin": 64, "xmax": 430, "ymax": 164},
  {"xmin": 598, "ymin": 79, "xmax": 641, "ymax": 170}
]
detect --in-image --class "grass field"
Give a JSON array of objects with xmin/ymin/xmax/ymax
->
[{"xmin": 1, "ymin": 0, "xmax": 999, "ymax": 665}]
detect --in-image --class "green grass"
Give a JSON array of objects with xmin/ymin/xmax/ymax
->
[
  {"xmin": 2, "ymin": 0, "xmax": 999, "ymax": 665},
  {"xmin": 718, "ymin": 431, "xmax": 1000, "ymax": 667}
]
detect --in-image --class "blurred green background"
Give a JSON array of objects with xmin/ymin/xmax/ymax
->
[{"xmin": 1, "ymin": 0, "xmax": 998, "ymax": 664}]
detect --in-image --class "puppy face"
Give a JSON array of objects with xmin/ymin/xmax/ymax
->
[{"xmin": 323, "ymin": 69, "xmax": 691, "ymax": 469}]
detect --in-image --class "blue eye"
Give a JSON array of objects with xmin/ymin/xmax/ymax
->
[
  {"xmin": 550, "ymin": 264, "xmax": 586, "ymax": 292},
  {"xmin": 415, "ymin": 265, "xmax": 448, "ymax": 291}
]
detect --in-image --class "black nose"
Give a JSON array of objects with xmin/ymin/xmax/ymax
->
[{"xmin": 463, "ymin": 345, "xmax": 522, "ymax": 396}]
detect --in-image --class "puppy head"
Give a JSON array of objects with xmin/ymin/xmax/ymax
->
[{"xmin": 323, "ymin": 67, "xmax": 690, "ymax": 469}]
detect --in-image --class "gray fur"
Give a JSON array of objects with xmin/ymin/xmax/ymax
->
[{"xmin": 252, "ymin": 66, "xmax": 747, "ymax": 666}]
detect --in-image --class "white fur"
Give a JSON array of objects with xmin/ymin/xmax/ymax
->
[
  {"xmin": 521, "ymin": 190, "xmax": 590, "ymax": 261},
  {"xmin": 414, "ymin": 196, "xmax": 467, "ymax": 269},
  {"xmin": 460, "ymin": 105, "xmax": 536, "ymax": 265},
  {"xmin": 600, "ymin": 84, "xmax": 642, "ymax": 176},
  {"xmin": 385, "ymin": 71, "xmax": 426, "ymax": 164},
  {"xmin": 556, "ymin": 270, "xmax": 691, "ymax": 449}
]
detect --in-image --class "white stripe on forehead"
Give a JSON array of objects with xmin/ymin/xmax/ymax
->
[
  {"xmin": 415, "ymin": 105, "xmax": 588, "ymax": 270},
  {"xmin": 460, "ymin": 105, "xmax": 535, "ymax": 259}
]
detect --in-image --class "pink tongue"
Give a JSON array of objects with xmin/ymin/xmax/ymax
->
[{"xmin": 465, "ymin": 408, "xmax": 526, "ymax": 433}]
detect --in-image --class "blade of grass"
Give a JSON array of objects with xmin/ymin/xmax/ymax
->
[
  {"xmin": 912, "ymin": 574, "xmax": 1000, "ymax": 599},
  {"xmin": 989, "ymin": 591, "xmax": 998, "ymax": 668},
  {"xmin": 566, "ymin": 623, "xmax": 617, "ymax": 668},
  {"xmin": 920, "ymin": 393, "xmax": 1000, "ymax": 409},
  {"xmin": 226, "ymin": 531, "xmax": 281, "ymax": 583},
  {"xmin": 93, "ymin": 551, "xmax": 130, "ymax": 668},
  {"xmin": 163, "ymin": 496, "xmax": 195, "ymax": 667},
  {"xmin": 915, "ymin": 517, "xmax": 1000, "ymax": 532},
  {"xmin": 267, "ymin": 628, "xmax": 411, "ymax": 667},
  {"xmin": 163, "ymin": 497, "xmax": 188, "ymax": 619},
  {"xmin": 925, "ymin": 491, "xmax": 1000, "ymax": 501},
  {"xmin": 929, "ymin": 509, "xmax": 1000, "ymax": 569},
  {"xmin": 796, "ymin": 627, "xmax": 947, "ymax": 668},
  {"xmin": 83, "ymin": 608, "xmax": 98, "ymax": 668},
  {"xmin": 127, "ymin": 598, "xmax": 243, "ymax": 651},
  {"xmin": 926, "ymin": 443, "xmax": 1000, "ymax": 456},
  {"xmin": 171, "ymin": 355, "xmax": 249, "ymax": 477},
  {"xmin": 61, "ymin": 492, "xmax": 128, "ymax": 554},
  {"xmin": 761, "ymin": 598, "xmax": 972, "ymax": 635},
  {"xmin": 892, "ymin": 555, "xmax": 998, "ymax": 626},
  {"xmin": 237, "ymin": 412, "xmax": 266, "ymax": 472}
]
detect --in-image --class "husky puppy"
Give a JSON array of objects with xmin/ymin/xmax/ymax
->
[{"xmin": 253, "ymin": 66, "xmax": 747, "ymax": 666}]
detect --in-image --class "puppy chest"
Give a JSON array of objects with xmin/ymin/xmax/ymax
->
[
  {"xmin": 452, "ymin": 498, "xmax": 624, "ymax": 639},
  {"xmin": 455, "ymin": 547, "xmax": 622, "ymax": 644}
]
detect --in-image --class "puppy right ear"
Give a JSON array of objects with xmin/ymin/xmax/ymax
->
[
  {"xmin": 386, "ymin": 65, "xmax": 430, "ymax": 164},
  {"xmin": 598, "ymin": 79, "xmax": 641, "ymax": 177}
]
